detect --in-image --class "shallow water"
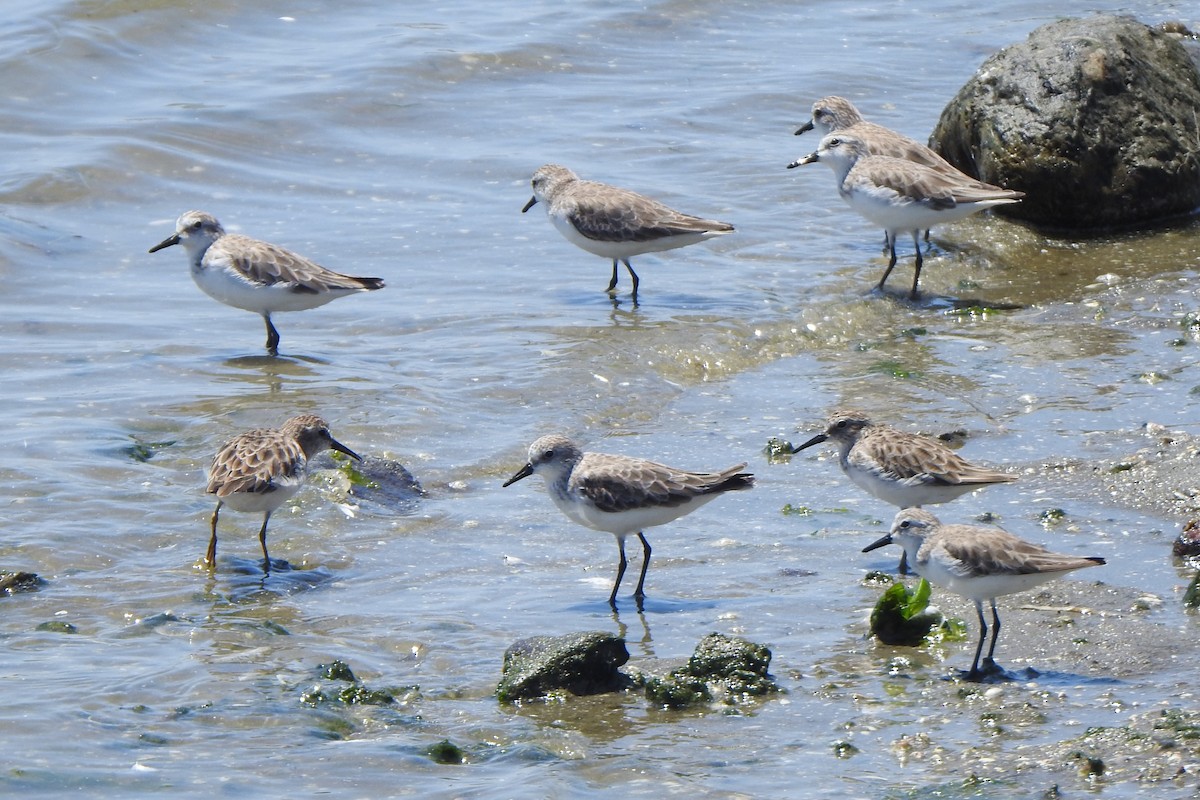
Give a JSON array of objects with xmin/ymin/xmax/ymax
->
[{"xmin": 2, "ymin": 0, "xmax": 1200, "ymax": 796}]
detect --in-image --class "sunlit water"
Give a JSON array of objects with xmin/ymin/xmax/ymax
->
[{"xmin": 1, "ymin": 0, "xmax": 1198, "ymax": 796}]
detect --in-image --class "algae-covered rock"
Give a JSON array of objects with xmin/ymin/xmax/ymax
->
[
  {"xmin": 310, "ymin": 452, "xmax": 425, "ymax": 513},
  {"xmin": 300, "ymin": 659, "xmax": 408, "ymax": 707},
  {"xmin": 641, "ymin": 632, "xmax": 781, "ymax": 709},
  {"xmin": 496, "ymin": 631, "xmax": 630, "ymax": 703},
  {"xmin": 426, "ymin": 739, "xmax": 467, "ymax": 764},
  {"xmin": 931, "ymin": 15, "xmax": 1200, "ymax": 229},
  {"xmin": 869, "ymin": 579, "xmax": 944, "ymax": 646},
  {"xmin": 1, "ymin": 571, "xmax": 43, "ymax": 596}
]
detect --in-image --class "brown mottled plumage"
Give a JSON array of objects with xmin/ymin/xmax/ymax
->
[
  {"xmin": 864, "ymin": 508, "xmax": 1106, "ymax": 680},
  {"xmin": 787, "ymin": 133, "xmax": 1023, "ymax": 297},
  {"xmin": 795, "ymin": 96, "xmax": 977, "ymax": 179},
  {"xmin": 503, "ymin": 434, "xmax": 754, "ymax": 608},
  {"xmin": 792, "ymin": 409, "xmax": 1016, "ymax": 573},
  {"xmin": 521, "ymin": 164, "xmax": 735, "ymax": 300},
  {"xmin": 206, "ymin": 414, "xmax": 361, "ymax": 573},
  {"xmin": 149, "ymin": 211, "xmax": 384, "ymax": 354}
]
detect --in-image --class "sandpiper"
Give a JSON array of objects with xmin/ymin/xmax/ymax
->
[
  {"xmin": 503, "ymin": 434, "xmax": 754, "ymax": 608},
  {"xmin": 864, "ymin": 508, "xmax": 1105, "ymax": 680},
  {"xmin": 206, "ymin": 414, "xmax": 361, "ymax": 574},
  {"xmin": 788, "ymin": 133, "xmax": 1023, "ymax": 298},
  {"xmin": 149, "ymin": 211, "xmax": 384, "ymax": 354},
  {"xmin": 792, "ymin": 410, "xmax": 1016, "ymax": 573},
  {"xmin": 521, "ymin": 164, "xmax": 734, "ymax": 301}
]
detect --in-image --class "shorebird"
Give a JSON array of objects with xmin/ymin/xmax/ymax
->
[
  {"xmin": 787, "ymin": 133, "xmax": 1023, "ymax": 298},
  {"xmin": 521, "ymin": 164, "xmax": 734, "ymax": 301},
  {"xmin": 863, "ymin": 508, "xmax": 1105, "ymax": 680},
  {"xmin": 503, "ymin": 434, "xmax": 754, "ymax": 608},
  {"xmin": 149, "ymin": 211, "xmax": 384, "ymax": 354},
  {"xmin": 791, "ymin": 410, "xmax": 1016, "ymax": 573},
  {"xmin": 206, "ymin": 414, "xmax": 361, "ymax": 574}
]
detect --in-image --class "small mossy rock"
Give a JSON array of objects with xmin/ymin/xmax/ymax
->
[
  {"xmin": 930, "ymin": 15, "xmax": 1200, "ymax": 229},
  {"xmin": 0, "ymin": 571, "xmax": 43, "ymax": 596},
  {"xmin": 426, "ymin": 739, "xmax": 466, "ymax": 765},
  {"xmin": 310, "ymin": 452, "xmax": 425, "ymax": 513},
  {"xmin": 642, "ymin": 633, "xmax": 780, "ymax": 708},
  {"xmin": 497, "ymin": 631, "xmax": 630, "ymax": 703}
]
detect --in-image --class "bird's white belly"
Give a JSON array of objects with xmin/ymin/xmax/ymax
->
[
  {"xmin": 192, "ymin": 264, "xmax": 352, "ymax": 314},
  {"xmin": 844, "ymin": 186, "xmax": 1007, "ymax": 233},
  {"xmin": 217, "ymin": 480, "xmax": 304, "ymax": 514},
  {"xmin": 550, "ymin": 490, "xmax": 720, "ymax": 537},
  {"xmin": 844, "ymin": 462, "xmax": 975, "ymax": 507},
  {"xmin": 919, "ymin": 559, "xmax": 1063, "ymax": 602}
]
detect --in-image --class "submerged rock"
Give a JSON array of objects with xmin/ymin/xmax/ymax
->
[
  {"xmin": 310, "ymin": 452, "xmax": 425, "ymax": 513},
  {"xmin": 931, "ymin": 15, "xmax": 1200, "ymax": 229},
  {"xmin": 639, "ymin": 632, "xmax": 781, "ymax": 709},
  {"xmin": 1173, "ymin": 519, "xmax": 1200, "ymax": 559},
  {"xmin": 496, "ymin": 631, "xmax": 630, "ymax": 703},
  {"xmin": 0, "ymin": 571, "xmax": 42, "ymax": 596}
]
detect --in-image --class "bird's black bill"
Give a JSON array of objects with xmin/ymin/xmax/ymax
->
[
  {"xmin": 862, "ymin": 534, "xmax": 894, "ymax": 553},
  {"xmin": 330, "ymin": 439, "xmax": 363, "ymax": 462},
  {"xmin": 794, "ymin": 120, "xmax": 815, "ymax": 135},
  {"xmin": 521, "ymin": 196, "xmax": 538, "ymax": 213},
  {"xmin": 786, "ymin": 152, "xmax": 819, "ymax": 169},
  {"xmin": 148, "ymin": 234, "xmax": 180, "ymax": 253},
  {"xmin": 790, "ymin": 432, "xmax": 828, "ymax": 453},
  {"xmin": 503, "ymin": 463, "xmax": 533, "ymax": 487}
]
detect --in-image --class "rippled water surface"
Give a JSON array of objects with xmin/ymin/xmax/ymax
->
[{"xmin": 2, "ymin": 0, "xmax": 1199, "ymax": 796}]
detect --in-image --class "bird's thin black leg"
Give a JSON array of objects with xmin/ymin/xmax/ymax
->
[
  {"xmin": 606, "ymin": 259, "xmax": 619, "ymax": 293},
  {"xmin": 967, "ymin": 599, "xmax": 988, "ymax": 680},
  {"xmin": 206, "ymin": 502, "xmax": 221, "ymax": 566},
  {"xmin": 909, "ymin": 230, "xmax": 924, "ymax": 299},
  {"xmin": 633, "ymin": 532, "xmax": 652, "ymax": 604},
  {"xmin": 984, "ymin": 599, "xmax": 1002, "ymax": 666},
  {"xmin": 610, "ymin": 536, "xmax": 629, "ymax": 607},
  {"xmin": 258, "ymin": 511, "xmax": 272, "ymax": 575},
  {"xmin": 876, "ymin": 232, "xmax": 899, "ymax": 291},
  {"xmin": 264, "ymin": 315, "xmax": 281, "ymax": 355}
]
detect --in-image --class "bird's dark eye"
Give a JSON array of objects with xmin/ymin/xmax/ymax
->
[
  {"xmin": 900, "ymin": 520, "xmax": 911, "ymax": 529},
  {"xmin": 835, "ymin": 420, "xmax": 847, "ymax": 429},
  {"xmin": 191, "ymin": 220, "xmax": 202, "ymax": 230},
  {"xmin": 828, "ymin": 138, "xmax": 841, "ymax": 147},
  {"xmin": 542, "ymin": 448, "xmax": 554, "ymax": 460}
]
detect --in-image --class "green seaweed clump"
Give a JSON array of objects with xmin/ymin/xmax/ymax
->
[{"xmin": 869, "ymin": 578, "xmax": 944, "ymax": 646}]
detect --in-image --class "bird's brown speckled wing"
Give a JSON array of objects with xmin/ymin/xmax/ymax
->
[
  {"xmin": 852, "ymin": 429, "xmax": 1013, "ymax": 486},
  {"xmin": 565, "ymin": 181, "xmax": 732, "ymax": 244},
  {"xmin": 212, "ymin": 234, "xmax": 383, "ymax": 293},
  {"xmin": 573, "ymin": 455, "xmax": 753, "ymax": 513},
  {"xmin": 207, "ymin": 429, "xmax": 305, "ymax": 497},
  {"xmin": 925, "ymin": 527, "xmax": 1098, "ymax": 578}
]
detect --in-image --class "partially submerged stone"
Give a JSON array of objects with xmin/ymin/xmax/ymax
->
[
  {"xmin": 639, "ymin": 632, "xmax": 781, "ymax": 709},
  {"xmin": 1173, "ymin": 519, "xmax": 1200, "ymax": 559},
  {"xmin": 931, "ymin": 15, "xmax": 1200, "ymax": 229},
  {"xmin": 1, "ymin": 571, "xmax": 43, "ymax": 596},
  {"xmin": 311, "ymin": 452, "xmax": 425, "ymax": 514},
  {"xmin": 496, "ymin": 631, "xmax": 630, "ymax": 703}
]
